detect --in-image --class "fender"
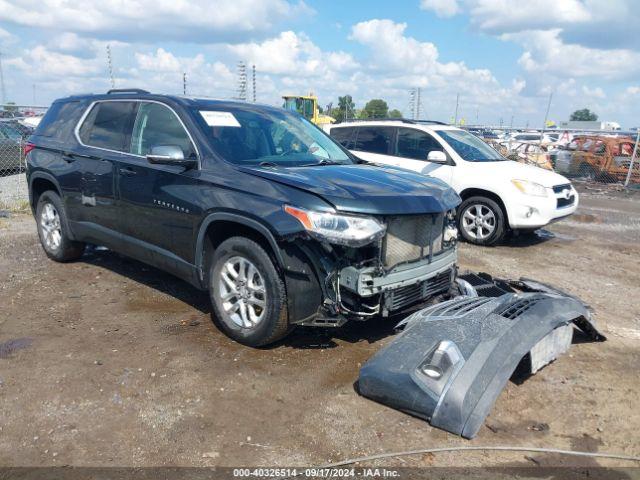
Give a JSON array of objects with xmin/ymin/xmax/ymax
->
[
  {"xmin": 194, "ymin": 211, "xmax": 286, "ymax": 285},
  {"xmin": 28, "ymin": 171, "xmax": 63, "ymax": 207}
]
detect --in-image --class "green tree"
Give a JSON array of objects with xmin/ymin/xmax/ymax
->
[
  {"xmin": 388, "ymin": 109, "xmax": 403, "ymax": 118},
  {"xmin": 361, "ymin": 99, "xmax": 389, "ymax": 119},
  {"xmin": 570, "ymin": 108, "xmax": 598, "ymax": 121},
  {"xmin": 329, "ymin": 95, "xmax": 355, "ymax": 123}
]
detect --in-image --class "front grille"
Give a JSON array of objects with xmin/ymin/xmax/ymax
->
[
  {"xmin": 553, "ymin": 183, "xmax": 576, "ymax": 209},
  {"xmin": 382, "ymin": 214, "xmax": 444, "ymax": 267},
  {"xmin": 385, "ymin": 269, "xmax": 453, "ymax": 312},
  {"xmin": 556, "ymin": 195, "xmax": 576, "ymax": 208},
  {"xmin": 495, "ymin": 297, "xmax": 542, "ymax": 319},
  {"xmin": 552, "ymin": 183, "xmax": 571, "ymax": 193}
]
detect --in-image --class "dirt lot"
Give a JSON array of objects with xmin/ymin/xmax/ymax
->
[{"xmin": 1, "ymin": 186, "xmax": 639, "ymax": 470}]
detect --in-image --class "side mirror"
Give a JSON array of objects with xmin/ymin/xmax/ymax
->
[
  {"xmin": 427, "ymin": 150, "xmax": 447, "ymax": 163},
  {"xmin": 146, "ymin": 145, "xmax": 196, "ymax": 168}
]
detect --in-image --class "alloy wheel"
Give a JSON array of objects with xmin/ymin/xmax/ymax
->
[
  {"xmin": 461, "ymin": 204, "xmax": 496, "ymax": 241},
  {"xmin": 218, "ymin": 255, "xmax": 267, "ymax": 328},
  {"xmin": 40, "ymin": 202, "xmax": 62, "ymax": 251}
]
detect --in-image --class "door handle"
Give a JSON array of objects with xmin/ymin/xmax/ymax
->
[
  {"xmin": 119, "ymin": 167, "xmax": 137, "ymax": 176},
  {"xmin": 62, "ymin": 154, "xmax": 76, "ymax": 163}
]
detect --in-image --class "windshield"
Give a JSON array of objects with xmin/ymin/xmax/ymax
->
[
  {"xmin": 437, "ymin": 129, "xmax": 505, "ymax": 162},
  {"xmin": 198, "ymin": 106, "xmax": 352, "ymax": 166}
]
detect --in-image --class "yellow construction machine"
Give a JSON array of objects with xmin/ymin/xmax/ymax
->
[{"xmin": 282, "ymin": 94, "xmax": 335, "ymax": 126}]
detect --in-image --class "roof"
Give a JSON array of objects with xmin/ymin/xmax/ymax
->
[
  {"xmin": 331, "ymin": 119, "xmax": 459, "ymax": 131},
  {"xmin": 57, "ymin": 89, "xmax": 281, "ymax": 112}
]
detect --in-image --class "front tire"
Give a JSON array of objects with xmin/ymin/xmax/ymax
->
[
  {"xmin": 209, "ymin": 237, "xmax": 290, "ymax": 347},
  {"xmin": 35, "ymin": 191, "xmax": 85, "ymax": 262},
  {"xmin": 457, "ymin": 196, "xmax": 506, "ymax": 246}
]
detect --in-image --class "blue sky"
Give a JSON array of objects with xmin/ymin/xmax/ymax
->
[{"xmin": 1, "ymin": 0, "xmax": 639, "ymax": 127}]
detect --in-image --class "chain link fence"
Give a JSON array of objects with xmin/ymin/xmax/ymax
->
[
  {"xmin": 480, "ymin": 130, "xmax": 640, "ymax": 188},
  {"xmin": 0, "ymin": 106, "xmax": 47, "ymax": 210}
]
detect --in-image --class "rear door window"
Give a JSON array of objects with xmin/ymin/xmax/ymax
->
[
  {"xmin": 396, "ymin": 127, "xmax": 442, "ymax": 159},
  {"xmin": 130, "ymin": 102, "xmax": 197, "ymax": 159},
  {"xmin": 354, "ymin": 127, "xmax": 394, "ymax": 154},
  {"xmin": 78, "ymin": 101, "xmax": 136, "ymax": 152},
  {"xmin": 330, "ymin": 127, "xmax": 356, "ymax": 149}
]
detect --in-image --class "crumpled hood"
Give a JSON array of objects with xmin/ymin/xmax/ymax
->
[
  {"xmin": 239, "ymin": 163, "xmax": 460, "ymax": 215},
  {"xmin": 475, "ymin": 160, "xmax": 571, "ymax": 188}
]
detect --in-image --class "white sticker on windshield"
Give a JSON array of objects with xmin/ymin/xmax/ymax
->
[{"xmin": 199, "ymin": 111, "xmax": 241, "ymax": 127}]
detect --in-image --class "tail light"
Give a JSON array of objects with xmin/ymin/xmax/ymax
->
[{"xmin": 23, "ymin": 142, "xmax": 35, "ymax": 156}]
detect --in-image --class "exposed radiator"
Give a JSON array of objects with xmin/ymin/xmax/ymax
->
[{"xmin": 382, "ymin": 214, "xmax": 444, "ymax": 267}]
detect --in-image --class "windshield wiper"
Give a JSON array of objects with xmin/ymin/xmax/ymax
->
[
  {"xmin": 258, "ymin": 161, "xmax": 279, "ymax": 168},
  {"xmin": 298, "ymin": 159, "xmax": 344, "ymax": 167}
]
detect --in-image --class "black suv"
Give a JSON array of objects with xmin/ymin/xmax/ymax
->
[{"xmin": 26, "ymin": 89, "xmax": 460, "ymax": 346}]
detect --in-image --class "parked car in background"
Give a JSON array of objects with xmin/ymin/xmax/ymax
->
[
  {"xmin": 566, "ymin": 135, "xmax": 639, "ymax": 183},
  {"xmin": 498, "ymin": 141, "xmax": 553, "ymax": 170},
  {"xmin": 26, "ymin": 90, "xmax": 461, "ymax": 346},
  {"xmin": 0, "ymin": 120, "xmax": 32, "ymax": 174},
  {"xmin": 328, "ymin": 119, "xmax": 578, "ymax": 245}
]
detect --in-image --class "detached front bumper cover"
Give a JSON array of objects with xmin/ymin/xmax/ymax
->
[{"xmin": 357, "ymin": 290, "xmax": 605, "ymax": 439}]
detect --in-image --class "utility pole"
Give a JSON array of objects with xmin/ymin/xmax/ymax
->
[
  {"xmin": 252, "ymin": 65, "xmax": 256, "ymax": 103},
  {"xmin": 540, "ymin": 92, "xmax": 553, "ymax": 143},
  {"xmin": 32, "ymin": 84, "xmax": 36, "ymax": 104},
  {"xmin": 106, "ymin": 45, "xmax": 115, "ymax": 89},
  {"xmin": 416, "ymin": 87, "xmax": 421, "ymax": 120},
  {"xmin": 624, "ymin": 129, "xmax": 639, "ymax": 187},
  {"xmin": 453, "ymin": 93, "xmax": 460, "ymax": 125},
  {"xmin": 510, "ymin": 115, "xmax": 514, "ymax": 128},
  {"xmin": 0, "ymin": 51, "xmax": 7, "ymax": 104},
  {"xmin": 236, "ymin": 61, "xmax": 247, "ymax": 101},
  {"xmin": 183, "ymin": 72, "xmax": 187, "ymax": 95},
  {"xmin": 408, "ymin": 89, "xmax": 415, "ymax": 119},
  {"xmin": 475, "ymin": 107, "xmax": 479, "ymax": 125}
]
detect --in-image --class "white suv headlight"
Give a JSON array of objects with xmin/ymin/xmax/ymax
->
[
  {"xmin": 511, "ymin": 179, "xmax": 548, "ymax": 197},
  {"xmin": 284, "ymin": 205, "xmax": 386, "ymax": 247}
]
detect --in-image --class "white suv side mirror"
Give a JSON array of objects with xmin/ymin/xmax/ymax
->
[{"xmin": 427, "ymin": 150, "xmax": 447, "ymax": 163}]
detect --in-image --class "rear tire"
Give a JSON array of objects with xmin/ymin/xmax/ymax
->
[
  {"xmin": 457, "ymin": 196, "xmax": 506, "ymax": 246},
  {"xmin": 35, "ymin": 191, "xmax": 85, "ymax": 262},
  {"xmin": 209, "ymin": 237, "xmax": 290, "ymax": 347}
]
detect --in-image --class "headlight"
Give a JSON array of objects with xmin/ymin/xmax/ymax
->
[
  {"xmin": 284, "ymin": 205, "xmax": 386, "ymax": 247},
  {"xmin": 511, "ymin": 179, "xmax": 548, "ymax": 197}
]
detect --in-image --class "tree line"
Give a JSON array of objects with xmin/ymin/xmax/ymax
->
[{"xmin": 325, "ymin": 95, "xmax": 402, "ymax": 122}]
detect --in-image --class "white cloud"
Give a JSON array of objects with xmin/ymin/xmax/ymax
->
[
  {"xmin": 466, "ymin": 0, "xmax": 591, "ymax": 33},
  {"xmin": 228, "ymin": 31, "xmax": 357, "ymax": 77},
  {"xmin": 0, "ymin": 0, "xmax": 313, "ymax": 42},
  {"xmin": 503, "ymin": 29, "xmax": 640, "ymax": 80},
  {"xmin": 420, "ymin": 0, "xmax": 461, "ymax": 18},
  {"xmin": 582, "ymin": 85, "xmax": 605, "ymax": 99},
  {"xmin": 8, "ymin": 45, "xmax": 102, "ymax": 78},
  {"xmin": 135, "ymin": 48, "xmax": 205, "ymax": 73}
]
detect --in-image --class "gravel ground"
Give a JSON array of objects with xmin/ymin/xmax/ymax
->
[
  {"xmin": 0, "ymin": 172, "xmax": 27, "ymax": 209},
  {"xmin": 0, "ymin": 187, "xmax": 639, "ymax": 470}
]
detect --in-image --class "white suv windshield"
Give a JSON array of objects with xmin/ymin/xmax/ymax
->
[
  {"xmin": 199, "ymin": 107, "xmax": 353, "ymax": 167},
  {"xmin": 437, "ymin": 130, "xmax": 506, "ymax": 162}
]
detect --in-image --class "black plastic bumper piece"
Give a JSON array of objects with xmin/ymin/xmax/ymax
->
[{"xmin": 357, "ymin": 292, "xmax": 605, "ymax": 439}]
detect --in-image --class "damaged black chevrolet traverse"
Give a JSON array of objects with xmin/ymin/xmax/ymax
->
[{"xmin": 26, "ymin": 89, "xmax": 460, "ymax": 346}]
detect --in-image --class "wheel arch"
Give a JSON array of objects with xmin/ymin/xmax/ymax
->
[
  {"xmin": 195, "ymin": 212, "xmax": 285, "ymax": 289},
  {"xmin": 458, "ymin": 188, "xmax": 509, "ymax": 227},
  {"xmin": 29, "ymin": 172, "xmax": 62, "ymax": 212}
]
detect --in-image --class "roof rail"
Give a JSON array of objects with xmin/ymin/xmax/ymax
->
[
  {"xmin": 107, "ymin": 88, "xmax": 150, "ymax": 95},
  {"xmin": 413, "ymin": 119, "xmax": 449, "ymax": 125},
  {"xmin": 341, "ymin": 117, "xmax": 417, "ymax": 124},
  {"xmin": 339, "ymin": 118, "xmax": 449, "ymax": 125}
]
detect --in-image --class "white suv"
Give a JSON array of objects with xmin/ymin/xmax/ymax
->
[{"xmin": 328, "ymin": 120, "xmax": 578, "ymax": 245}]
